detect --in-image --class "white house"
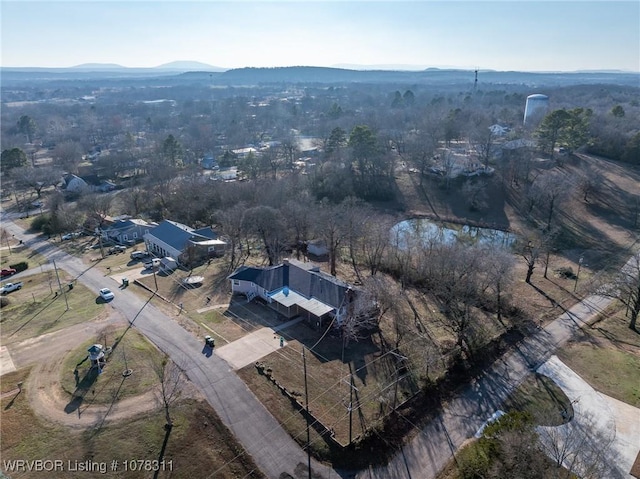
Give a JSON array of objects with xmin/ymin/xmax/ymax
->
[
  {"xmin": 228, "ymin": 258, "xmax": 357, "ymax": 329},
  {"xmin": 144, "ymin": 220, "xmax": 226, "ymax": 266}
]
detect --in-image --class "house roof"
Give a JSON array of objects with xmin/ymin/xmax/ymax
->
[
  {"xmin": 146, "ymin": 220, "xmax": 220, "ymax": 252},
  {"xmin": 229, "ymin": 258, "xmax": 351, "ymax": 310},
  {"xmin": 62, "ymin": 173, "xmax": 87, "ymax": 187},
  {"xmin": 193, "ymin": 227, "xmax": 218, "ymax": 240},
  {"xmin": 105, "ymin": 219, "xmax": 152, "ymax": 232}
]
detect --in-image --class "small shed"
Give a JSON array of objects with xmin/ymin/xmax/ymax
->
[
  {"xmin": 306, "ymin": 239, "xmax": 328, "ymax": 257},
  {"xmin": 160, "ymin": 257, "xmax": 178, "ymax": 271}
]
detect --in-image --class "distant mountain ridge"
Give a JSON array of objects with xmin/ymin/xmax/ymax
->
[
  {"xmin": 154, "ymin": 60, "xmax": 223, "ymax": 71},
  {"xmin": 6, "ymin": 61, "xmax": 227, "ymax": 73},
  {"xmin": 1, "ymin": 64, "xmax": 638, "ymax": 88}
]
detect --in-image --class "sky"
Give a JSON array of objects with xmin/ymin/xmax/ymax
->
[{"xmin": 1, "ymin": 1, "xmax": 639, "ymax": 72}]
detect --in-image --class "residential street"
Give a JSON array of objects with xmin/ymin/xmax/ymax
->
[
  {"xmin": 1, "ymin": 215, "xmax": 634, "ymax": 479},
  {"xmin": 356, "ymin": 286, "xmax": 618, "ymax": 479},
  {"xmin": 0, "ymin": 218, "xmax": 340, "ymax": 479}
]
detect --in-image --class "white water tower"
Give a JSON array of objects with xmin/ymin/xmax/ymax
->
[{"xmin": 523, "ymin": 94, "xmax": 549, "ymax": 127}]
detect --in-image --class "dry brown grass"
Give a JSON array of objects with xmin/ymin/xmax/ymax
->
[{"xmin": 1, "ymin": 380, "xmax": 264, "ymax": 479}]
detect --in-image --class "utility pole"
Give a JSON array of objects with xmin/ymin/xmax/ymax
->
[
  {"xmin": 343, "ymin": 363, "xmax": 359, "ymax": 445},
  {"xmin": 574, "ymin": 256, "xmax": 584, "ymax": 292},
  {"xmin": 53, "ymin": 260, "xmax": 69, "ymax": 311},
  {"xmin": 302, "ymin": 347, "xmax": 311, "ymax": 479}
]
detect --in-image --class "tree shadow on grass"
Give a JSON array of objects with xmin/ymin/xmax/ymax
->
[
  {"xmin": 64, "ymin": 367, "xmax": 100, "ymax": 415},
  {"xmin": 8, "ymin": 295, "xmax": 68, "ymax": 339}
]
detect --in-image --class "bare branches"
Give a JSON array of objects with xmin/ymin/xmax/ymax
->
[{"xmin": 151, "ymin": 355, "xmax": 184, "ymax": 426}]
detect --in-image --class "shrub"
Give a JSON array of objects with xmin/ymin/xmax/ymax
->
[
  {"xmin": 30, "ymin": 214, "xmax": 50, "ymax": 233},
  {"xmin": 555, "ymin": 266, "xmax": 575, "ymax": 279},
  {"xmin": 457, "ymin": 440, "xmax": 493, "ymax": 479},
  {"xmin": 0, "ymin": 296, "xmax": 9, "ymax": 308},
  {"xmin": 9, "ymin": 261, "xmax": 28, "ymax": 273}
]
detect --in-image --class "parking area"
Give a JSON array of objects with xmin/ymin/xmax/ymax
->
[{"xmin": 215, "ymin": 316, "xmax": 303, "ymax": 370}]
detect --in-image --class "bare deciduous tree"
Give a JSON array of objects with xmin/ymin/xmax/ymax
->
[
  {"xmin": 243, "ymin": 205, "xmax": 286, "ymax": 266},
  {"xmin": 595, "ymin": 252, "xmax": 640, "ymax": 331}
]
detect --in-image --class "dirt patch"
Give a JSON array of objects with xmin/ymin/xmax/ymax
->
[{"xmin": 27, "ymin": 354, "xmax": 163, "ymax": 429}]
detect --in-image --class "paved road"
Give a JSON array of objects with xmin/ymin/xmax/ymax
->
[
  {"xmin": 1, "ymin": 219, "xmax": 342, "ymax": 479},
  {"xmin": 3, "ymin": 214, "xmax": 636, "ymax": 479},
  {"xmin": 356, "ymin": 287, "xmax": 619, "ymax": 479}
]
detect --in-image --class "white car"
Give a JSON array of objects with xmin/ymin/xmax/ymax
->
[
  {"xmin": 99, "ymin": 288, "xmax": 115, "ymax": 301},
  {"xmin": 61, "ymin": 232, "xmax": 81, "ymax": 240}
]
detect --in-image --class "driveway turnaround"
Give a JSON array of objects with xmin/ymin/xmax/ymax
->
[{"xmin": 537, "ymin": 355, "xmax": 639, "ymax": 479}]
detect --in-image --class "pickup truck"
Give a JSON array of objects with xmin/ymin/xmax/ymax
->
[{"xmin": 0, "ymin": 282, "xmax": 23, "ymax": 294}]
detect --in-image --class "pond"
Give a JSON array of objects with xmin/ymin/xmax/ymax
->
[{"xmin": 391, "ymin": 218, "xmax": 516, "ymax": 249}]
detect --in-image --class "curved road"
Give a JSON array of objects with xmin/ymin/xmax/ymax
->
[
  {"xmin": 2, "ymin": 214, "xmax": 635, "ymax": 479},
  {"xmin": 1, "ymin": 218, "xmax": 341, "ymax": 479}
]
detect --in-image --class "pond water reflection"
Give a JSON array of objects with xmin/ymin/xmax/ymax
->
[{"xmin": 392, "ymin": 218, "xmax": 516, "ymax": 249}]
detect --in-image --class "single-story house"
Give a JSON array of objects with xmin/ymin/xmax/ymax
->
[
  {"xmin": 143, "ymin": 220, "xmax": 227, "ymax": 266},
  {"xmin": 101, "ymin": 218, "xmax": 155, "ymax": 245},
  {"xmin": 201, "ymin": 155, "xmax": 218, "ymax": 170},
  {"xmin": 61, "ymin": 174, "xmax": 88, "ymax": 193},
  {"xmin": 228, "ymin": 258, "xmax": 358, "ymax": 329},
  {"xmin": 231, "ymin": 147, "xmax": 259, "ymax": 159},
  {"xmin": 61, "ymin": 173, "xmax": 116, "ymax": 194}
]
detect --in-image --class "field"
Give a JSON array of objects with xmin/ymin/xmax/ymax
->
[
  {"xmin": 0, "ymin": 271, "xmax": 106, "ymax": 345},
  {"xmin": 558, "ymin": 304, "xmax": 640, "ymax": 407},
  {"xmin": 1, "ymin": 366, "xmax": 264, "ymax": 479}
]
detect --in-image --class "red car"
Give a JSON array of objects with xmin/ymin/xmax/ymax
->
[{"xmin": 1, "ymin": 268, "xmax": 16, "ymax": 277}]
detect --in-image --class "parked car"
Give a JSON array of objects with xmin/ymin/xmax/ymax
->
[
  {"xmin": 0, "ymin": 282, "xmax": 23, "ymax": 295},
  {"xmin": 99, "ymin": 288, "xmax": 115, "ymax": 301},
  {"xmin": 61, "ymin": 232, "xmax": 81, "ymax": 240},
  {"xmin": 130, "ymin": 251, "xmax": 150, "ymax": 260},
  {"xmin": 1, "ymin": 268, "xmax": 17, "ymax": 277},
  {"xmin": 143, "ymin": 258, "xmax": 161, "ymax": 269}
]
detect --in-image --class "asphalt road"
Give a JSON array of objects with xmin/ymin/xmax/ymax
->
[{"xmin": 1, "ymin": 218, "xmax": 340, "ymax": 479}]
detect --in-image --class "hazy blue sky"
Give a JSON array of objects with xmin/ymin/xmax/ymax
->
[{"xmin": 2, "ymin": 1, "xmax": 638, "ymax": 71}]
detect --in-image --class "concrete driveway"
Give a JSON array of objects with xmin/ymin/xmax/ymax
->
[
  {"xmin": 537, "ymin": 355, "xmax": 640, "ymax": 479},
  {"xmin": 215, "ymin": 317, "xmax": 302, "ymax": 370}
]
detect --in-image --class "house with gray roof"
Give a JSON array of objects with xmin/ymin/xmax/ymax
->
[
  {"xmin": 101, "ymin": 218, "xmax": 155, "ymax": 245},
  {"xmin": 143, "ymin": 220, "xmax": 226, "ymax": 266},
  {"xmin": 228, "ymin": 258, "xmax": 358, "ymax": 328}
]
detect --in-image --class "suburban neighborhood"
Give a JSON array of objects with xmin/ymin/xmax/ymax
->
[{"xmin": 1, "ymin": 5, "xmax": 640, "ymax": 477}]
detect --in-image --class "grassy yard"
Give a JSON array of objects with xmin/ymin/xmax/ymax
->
[
  {"xmin": 1, "ymin": 367, "xmax": 264, "ymax": 479},
  {"xmin": 0, "ymin": 242, "xmax": 48, "ymax": 271},
  {"xmin": 504, "ymin": 373, "xmax": 572, "ymax": 426},
  {"xmin": 558, "ymin": 341, "xmax": 640, "ymax": 407},
  {"xmin": 556, "ymin": 303, "xmax": 640, "ymax": 407},
  {"xmin": 236, "ymin": 302, "xmax": 451, "ymax": 453},
  {"xmin": 59, "ymin": 326, "xmax": 164, "ymax": 404},
  {"xmin": 0, "ymin": 271, "xmax": 106, "ymax": 345}
]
